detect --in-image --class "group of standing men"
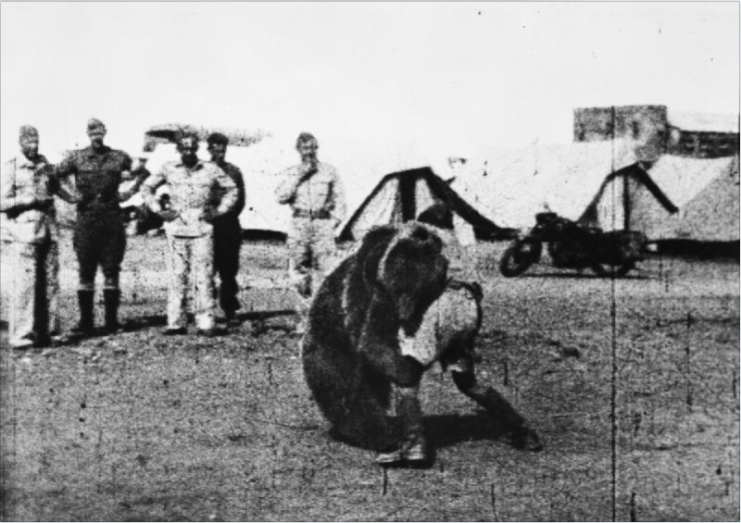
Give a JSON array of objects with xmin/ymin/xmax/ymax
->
[{"xmin": 1, "ymin": 120, "xmax": 345, "ymax": 349}]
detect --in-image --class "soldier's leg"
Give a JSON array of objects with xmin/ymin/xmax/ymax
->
[
  {"xmin": 193, "ymin": 233, "xmax": 216, "ymax": 332},
  {"xmin": 46, "ymin": 241, "xmax": 62, "ymax": 337},
  {"xmin": 101, "ymin": 221, "xmax": 127, "ymax": 332},
  {"xmin": 33, "ymin": 242, "xmax": 51, "ymax": 345},
  {"xmin": 6, "ymin": 242, "xmax": 36, "ymax": 348},
  {"xmin": 287, "ymin": 218, "xmax": 312, "ymax": 332},
  {"xmin": 213, "ymin": 220, "xmax": 241, "ymax": 318},
  {"xmin": 73, "ymin": 222, "xmax": 98, "ymax": 334},
  {"xmin": 310, "ymin": 218, "xmax": 338, "ymax": 296},
  {"xmin": 376, "ymin": 382, "xmax": 429, "ymax": 465},
  {"xmin": 165, "ymin": 234, "xmax": 189, "ymax": 331}
]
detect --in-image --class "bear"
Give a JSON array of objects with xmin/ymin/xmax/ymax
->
[{"xmin": 302, "ymin": 221, "xmax": 542, "ymax": 466}]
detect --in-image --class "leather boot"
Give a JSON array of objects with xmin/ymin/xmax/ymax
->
[
  {"xmin": 73, "ymin": 290, "xmax": 95, "ymax": 335},
  {"xmin": 103, "ymin": 289, "xmax": 121, "ymax": 334}
]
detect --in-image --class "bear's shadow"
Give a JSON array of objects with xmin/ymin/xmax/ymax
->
[
  {"xmin": 328, "ymin": 410, "xmax": 514, "ymax": 451},
  {"xmin": 425, "ymin": 411, "xmax": 512, "ymax": 449}
]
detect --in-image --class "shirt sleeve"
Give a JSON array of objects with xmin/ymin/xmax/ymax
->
[
  {"xmin": 329, "ymin": 169, "xmax": 347, "ymax": 224},
  {"xmin": 118, "ymin": 152, "xmax": 134, "ymax": 180},
  {"xmin": 0, "ymin": 160, "xmax": 34, "ymax": 212},
  {"xmin": 275, "ymin": 168, "xmax": 299, "ymax": 205},
  {"xmin": 213, "ymin": 165, "xmax": 238, "ymax": 217},
  {"xmin": 228, "ymin": 165, "xmax": 246, "ymax": 218},
  {"xmin": 141, "ymin": 167, "xmax": 167, "ymax": 211},
  {"xmin": 55, "ymin": 151, "xmax": 77, "ymax": 178}
]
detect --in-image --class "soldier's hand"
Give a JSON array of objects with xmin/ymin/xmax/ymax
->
[
  {"xmin": 202, "ymin": 208, "xmax": 219, "ymax": 223},
  {"xmin": 159, "ymin": 209, "xmax": 179, "ymax": 222},
  {"xmin": 298, "ymin": 163, "xmax": 318, "ymax": 182},
  {"xmin": 34, "ymin": 197, "xmax": 55, "ymax": 211}
]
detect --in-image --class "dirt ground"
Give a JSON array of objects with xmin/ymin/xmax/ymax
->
[{"xmin": 1, "ymin": 232, "xmax": 739, "ymax": 521}]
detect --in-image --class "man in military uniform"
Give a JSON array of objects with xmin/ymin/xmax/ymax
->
[
  {"xmin": 0, "ymin": 126, "xmax": 77, "ymax": 348},
  {"xmin": 142, "ymin": 132, "xmax": 238, "ymax": 336},
  {"xmin": 206, "ymin": 133, "xmax": 246, "ymax": 325},
  {"xmin": 275, "ymin": 132, "xmax": 346, "ymax": 333},
  {"xmin": 55, "ymin": 118, "xmax": 147, "ymax": 335}
]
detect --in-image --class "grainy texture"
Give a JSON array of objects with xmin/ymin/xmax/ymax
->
[{"xmin": 1, "ymin": 232, "xmax": 738, "ymax": 521}]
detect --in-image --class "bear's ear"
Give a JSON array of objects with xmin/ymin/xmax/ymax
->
[
  {"xmin": 363, "ymin": 242, "xmax": 389, "ymax": 290},
  {"xmin": 356, "ymin": 226, "xmax": 398, "ymax": 290}
]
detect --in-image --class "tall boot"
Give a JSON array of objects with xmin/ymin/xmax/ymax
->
[
  {"xmin": 397, "ymin": 388, "xmax": 429, "ymax": 463},
  {"xmin": 73, "ymin": 290, "xmax": 95, "ymax": 335},
  {"xmin": 103, "ymin": 289, "xmax": 121, "ymax": 334}
]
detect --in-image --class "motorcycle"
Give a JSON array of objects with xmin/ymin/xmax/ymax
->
[{"xmin": 499, "ymin": 212, "xmax": 647, "ymax": 278}]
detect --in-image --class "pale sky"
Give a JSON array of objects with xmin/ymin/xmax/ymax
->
[{"xmin": 1, "ymin": 2, "xmax": 739, "ymax": 164}]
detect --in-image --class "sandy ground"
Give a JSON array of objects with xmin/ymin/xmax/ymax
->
[{"xmin": 1, "ymin": 232, "xmax": 738, "ymax": 521}]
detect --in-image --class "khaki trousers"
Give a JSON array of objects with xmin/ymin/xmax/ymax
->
[
  {"xmin": 3, "ymin": 240, "xmax": 60, "ymax": 347},
  {"xmin": 287, "ymin": 217, "xmax": 337, "ymax": 316},
  {"xmin": 165, "ymin": 233, "xmax": 215, "ymax": 330}
]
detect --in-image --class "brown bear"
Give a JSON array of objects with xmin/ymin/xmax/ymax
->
[{"xmin": 302, "ymin": 222, "xmax": 541, "ymax": 466}]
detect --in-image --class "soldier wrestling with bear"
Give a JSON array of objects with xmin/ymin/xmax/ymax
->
[{"xmin": 302, "ymin": 204, "xmax": 543, "ymax": 467}]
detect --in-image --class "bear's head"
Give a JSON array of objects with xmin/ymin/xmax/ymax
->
[{"xmin": 362, "ymin": 222, "xmax": 449, "ymax": 325}]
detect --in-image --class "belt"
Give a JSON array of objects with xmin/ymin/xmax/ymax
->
[{"xmin": 293, "ymin": 209, "xmax": 331, "ymax": 220}]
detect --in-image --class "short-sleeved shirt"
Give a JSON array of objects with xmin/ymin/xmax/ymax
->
[
  {"xmin": 0, "ymin": 154, "xmax": 58, "ymax": 244},
  {"xmin": 56, "ymin": 145, "xmax": 132, "ymax": 216},
  {"xmin": 275, "ymin": 162, "xmax": 346, "ymax": 224},
  {"xmin": 143, "ymin": 160, "xmax": 238, "ymax": 238},
  {"xmin": 214, "ymin": 161, "xmax": 245, "ymax": 222}
]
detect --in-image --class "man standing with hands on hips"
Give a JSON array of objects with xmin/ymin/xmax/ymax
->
[
  {"xmin": 142, "ymin": 131, "xmax": 238, "ymax": 337},
  {"xmin": 275, "ymin": 132, "xmax": 346, "ymax": 334},
  {"xmin": 55, "ymin": 118, "xmax": 148, "ymax": 336},
  {"xmin": 206, "ymin": 132, "xmax": 246, "ymax": 326}
]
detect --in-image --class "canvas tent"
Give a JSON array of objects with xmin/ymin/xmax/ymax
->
[
  {"xmin": 579, "ymin": 163, "xmax": 679, "ymax": 233},
  {"xmin": 450, "ymin": 140, "xmax": 656, "ymax": 231},
  {"xmin": 337, "ymin": 167, "xmax": 510, "ymax": 242},
  {"xmin": 638, "ymin": 154, "xmax": 740, "ymax": 242},
  {"xmin": 450, "ymin": 140, "xmax": 691, "ymax": 239}
]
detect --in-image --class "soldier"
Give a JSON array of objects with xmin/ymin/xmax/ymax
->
[
  {"xmin": 0, "ymin": 126, "xmax": 77, "ymax": 349},
  {"xmin": 275, "ymin": 132, "xmax": 346, "ymax": 333},
  {"xmin": 206, "ymin": 133, "xmax": 246, "ymax": 326},
  {"xmin": 142, "ymin": 132, "xmax": 238, "ymax": 336},
  {"xmin": 55, "ymin": 118, "xmax": 147, "ymax": 335}
]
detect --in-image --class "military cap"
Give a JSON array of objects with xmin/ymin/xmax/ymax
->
[
  {"xmin": 19, "ymin": 125, "xmax": 39, "ymax": 139},
  {"xmin": 87, "ymin": 118, "xmax": 106, "ymax": 131},
  {"xmin": 296, "ymin": 132, "xmax": 318, "ymax": 148}
]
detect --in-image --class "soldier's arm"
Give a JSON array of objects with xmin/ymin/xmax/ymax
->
[
  {"xmin": 230, "ymin": 166, "xmax": 246, "ymax": 217},
  {"xmin": 54, "ymin": 151, "xmax": 77, "ymax": 179},
  {"xmin": 213, "ymin": 165, "xmax": 238, "ymax": 217},
  {"xmin": 0, "ymin": 160, "xmax": 37, "ymax": 215},
  {"xmin": 47, "ymin": 165, "xmax": 79, "ymax": 204},
  {"xmin": 116, "ymin": 153, "xmax": 148, "ymax": 202},
  {"xmin": 141, "ymin": 169, "xmax": 167, "ymax": 211},
  {"xmin": 329, "ymin": 169, "xmax": 347, "ymax": 227},
  {"xmin": 275, "ymin": 169, "xmax": 301, "ymax": 205},
  {"xmin": 118, "ymin": 165, "xmax": 151, "ymax": 202}
]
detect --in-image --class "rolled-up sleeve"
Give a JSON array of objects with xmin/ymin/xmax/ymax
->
[
  {"xmin": 275, "ymin": 169, "xmax": 298, "ymax": 205},
  {"xmin": 329, "ymin": 171, "xmax": 347, "ymax": 225},
  {"xmin": 213, "ymin": 166, "xmax": 238, "ymax": 217},
  {"xmin": 141, "ymin": 169, "xmax": 166, "ymax": 211},
  {"xmin": 0, "ymin": 160, "xmax": 33, "ymax": 213}
]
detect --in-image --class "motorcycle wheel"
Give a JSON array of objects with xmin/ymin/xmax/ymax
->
[
  {"xmin": 499, "ymin": 239, "xmax": 541, "ymax": 277},
  {"xmin": 591, "ymin": 261, "xmax": 635, "ymax": 278}
]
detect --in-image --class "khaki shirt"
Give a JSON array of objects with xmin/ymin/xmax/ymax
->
[
  {"xmin": 275, "ymin": 162, "xmax": 346, "ymax": 225},
  {"xmin": 0, "ymin": 155, "xmax": 58, "ymax": 244},
  {"xmin": 142, "ymin": 160, "xmax": 238, "ymax": 238},
  {"xmin": 56, "ymin": 145, "xmax": 132, "ymax": 216}
]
